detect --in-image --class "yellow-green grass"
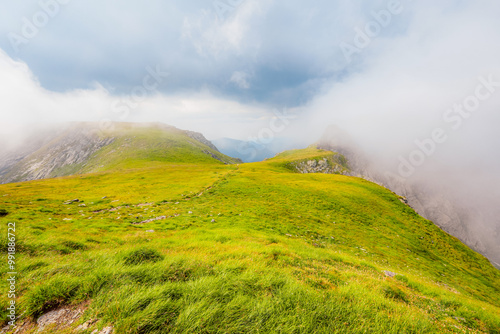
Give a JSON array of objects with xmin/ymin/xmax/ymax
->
[
  {"xmin": 0, "ymin": 148, "xmax": 499, "ymax": 333},
  {"xmin": 79, "ymin": 125, "xmax": 240, "ymax": 173}
]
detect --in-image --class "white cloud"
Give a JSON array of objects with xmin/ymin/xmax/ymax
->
[
  {"xmin": 230, "ymin": 71, "xmax": 251, "ymax": 89},
  {"xmin": 305, "ymin": 1, "xmax": 500, "ymax": 160},
  {"xmin": 0, "ymin": 49, "xmax": 272, "ymax": 141},
  {"xmin": 296, "ymin": 0, "xmax": 500, "ymax": 260},
  {"xmin": 181, "ymin": 0, "xmax": 268, "ymax": 59}
]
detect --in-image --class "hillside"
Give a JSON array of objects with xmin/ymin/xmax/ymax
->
[
  {"xmin": 0, "ymin": 122, "xmax": 240, "ymax": 184},
  {"xmin": 0, "ymin": 139, "xmax": 499, "ymax": 333}
]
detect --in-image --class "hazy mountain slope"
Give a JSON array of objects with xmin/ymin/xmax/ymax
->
[
  {"xmin": 318, "ymin": 125, "xmax": 500, "ymax": 269},
  {"xmin": 0, "ymin": 147, "xmax": 498, "ymax": 333},
  {"xmin": 0, "ymin": 122, "xmax": 240, "ymax": 184},
  {"xmin": 0, "ymin": 125, "xmax": 69, "ymax": 180},
  {"xmin": 0, "ymin": 124, "xmax": 114, "ymax": 184}
]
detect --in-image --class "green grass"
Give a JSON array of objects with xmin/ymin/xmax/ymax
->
[
  {"xmin": 0, "ymin": 146, "xmax": 499, "ymax": 333},
  {"xmin": 79, "ymin": 124, "xmax": 240, "ymax": 173}
]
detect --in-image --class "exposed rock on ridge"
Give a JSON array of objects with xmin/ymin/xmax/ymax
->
[
  {"xmin": 185, "ymin": 131, "xmax": 220, "ymax": 152},
  {"xmin": 1, "ymin": 125, "xmax": 114, "ymax": 184},
  {"xmin": 288, "ymin": 155, "xmax": 350, "ymax": 175},
  {"xmin": 0, "ymin": 122, "xmax": 238, "ymax": 184}
]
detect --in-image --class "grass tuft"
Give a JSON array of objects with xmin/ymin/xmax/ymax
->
[
  {"xmin": 383, "ymin": 286, "xmax": 409, "ymax": 303},
  {"xmin": 124, "ymin": 248, "xmax": 165, "ymax": 265}
]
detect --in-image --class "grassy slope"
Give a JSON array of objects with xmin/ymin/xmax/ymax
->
[
  {"xmin": 0, "ymin": 148, "xmax": 499, "ymax": 333},
  {"xmin": 77, "ymin": 124, "xmax": 240, "ymax": 173},
  {"xmin": 2, "ymin": 123, "xmax": 239, "ymax": 183}
]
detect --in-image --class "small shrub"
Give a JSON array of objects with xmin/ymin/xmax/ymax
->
[
  {"xmin": 396, "ymin": 275, "xmax": 426, "ymax": 293},
  {"xmin": 86, "ymin": 238, "xmax": 101, "ymax": 243},
  {"xmin": 161, "ymin": 260, "xmax": 194, "ymax": 282},
  {"xmin": 0, "ymin": 208, "xmax": 8, "ymax": 217},
  {"xmin": 440, "ymin": 297, "xmax": 462, "ymax": 310},
  {"xmin": 26, "ymin": 277, "xmax": 81, "ymax": 317},
  {"xmin": 39, "ymin": 208, "xmax": 54, "ymax": 213},
  {"xmin": 216, "ymin": 236, "xmax": 231, "ymax": 243},
  {"xmin": 383, "ymin": 286, "xmax": 408, "ymax": 303},
  {"xmin": 395, "ymin": 275, "xmax": 409, "ymax": 284},
  {"xmin": 267, "ymin": 237, "xmax": 279, "ymax": 244},
  {"xmin": 270, "ymin": 249, "xmax": 283, "ymax": 261},
  {"xmin": 124, "ymin": 248, "xmax": 164, "ymax": 265},
  {"xmin": 57, "ymin": 247, "xmax": 73, "ymax": 255},
  {"xmin": 62, "ymin": 241, "xmax": 87, "ymax": 251},
  {"xmin": 24, "ymin": 261, "xmax": 49, "ymax": 272}
]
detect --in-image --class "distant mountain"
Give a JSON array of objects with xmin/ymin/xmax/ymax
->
[
  {"xmin": 0, "ymin": 122, "xmax": 240, "ymax": 184},
  {"xmin": 211, "ymin": 137, "xmax": 299, "ymax": 162}
]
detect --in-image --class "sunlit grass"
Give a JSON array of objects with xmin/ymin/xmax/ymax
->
[{"xmin": 0, "ymin": 147, "xmax": 499, "ymax": 333}]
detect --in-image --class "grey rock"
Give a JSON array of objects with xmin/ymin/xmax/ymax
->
[
  {"xmin": 37, "ymin": 309, "xmax": 69, "ymax": 331},
  {"xmin": 383, "ymin": 271, "xmax": 397, "ymax": 278},
  {"xmin": 133, "ymin": 216, "xmax": 167, "ymax": 225},
  {"xmin": 293, "ymin": 156, "xmax": 349, "ymax": 175},
  {"xmin": 76, "ymin": 319, "xmax": 96, "ymax": 331},
  {"xmin": 100, "ymin": 326, "xmax": 114, "ymax": 334},
  {"xmin": 64, "ymin": 199, "xmax": 80, "ymax": 205},
  {"xmin": 35, "ymin": 307, "xmax": 84, "ymax": 332},
  {"xmin": 90, "ymin": 327, "xmax": 114, "ymax": 334},
  {"xmin": 185, "ymin": 131, "xmax": 220, "ymax": 152},
  {"xmin": 0, "ymin": 124, "xmax": 115, "ymax": 184}
]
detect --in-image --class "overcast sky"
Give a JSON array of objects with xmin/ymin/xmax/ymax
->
[{"xmin": 0, "ymin": 0, "xmax": 499, "ymax": 150}]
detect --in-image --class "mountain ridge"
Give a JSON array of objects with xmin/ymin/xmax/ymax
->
[{"xmin": 0, "ymin": 122, "xmax": 240, "ymax": 184}]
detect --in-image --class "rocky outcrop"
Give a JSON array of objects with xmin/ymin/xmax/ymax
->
[
  {"xmin": 186, "ymin": 131, "xmax": 242, "ymax": 164},
  {"xmin": 283, "ymin": 154, "xmax": 350, "ymax": 175},
  {"xmin": 294, "ymin": 157, "xmax": 348, "ymax": 174},
  {"xmin": 0, "ymin": 124, "xmax": 114, "ymax": 184},
  {"xmin": 0, "ymin": 122, "xmax": 241, "ymax": 184},
  {"xmin": 186, "ymin": 131, "xmax": 220, "ymax": 152},
  {"xmin": 297, "ymin": 158, "xmax": 332, "ymax": 173},
  {"xmin": 0, "ymin": 303, "xmax": 113, "ymax": 334},
  {"xmin": 0, "ymin": 126, "xmax": 62, "ymax": 180}
]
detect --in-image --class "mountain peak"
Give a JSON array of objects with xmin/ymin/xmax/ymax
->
[{"xmin": 0, "ymin": 122, "xmax": 239, "ymax": 184}]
